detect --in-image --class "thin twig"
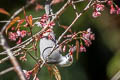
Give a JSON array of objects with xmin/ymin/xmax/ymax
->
[
  {"xmin": 73, "ymin": 0, "xmax": 85, "ymax": 4},
  {"xmin": 0, "ymin": 39, "xmax": 33, "ymax": 63},
  {"xmin": 51, "ymin": 0, "xmax": 72, "ymax": 22},
  {"xmin": 72, "ymin": 1, "xmax": 79, "ymax": 16},
  {"xmin": 27, "ymin": 51, "xmax": 38, "ymax": 62},
  {"xmin": 0, "ymin": 15, "xmax": 56, "ymax": 23},
  {"xmin": 96, "ymin": 0, "xmax": 108, "ymax": 3},
  {"xmin": 111, "ymin": 70, "xmax": 120, "ymax": 80},
  {"xmin": 0, "ymin": 67, "xmax": 14, "ymax": 76}
]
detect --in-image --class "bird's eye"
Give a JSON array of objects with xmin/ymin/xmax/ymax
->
[{"xmin": 68, "ymin": 55, "xmax": 70, "ymax": 57}]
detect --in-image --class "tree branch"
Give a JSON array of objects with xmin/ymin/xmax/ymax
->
[
  {"xmin": 111, "ymin": 70, "xmax": 120, "ymax": 80},
  {"xmin": 0, "ymin": 67, "xmax": 14, "ymax": 76},
  {"xmin": 0, "ymin": 33, "xmax": 26, "ymax": 80}
]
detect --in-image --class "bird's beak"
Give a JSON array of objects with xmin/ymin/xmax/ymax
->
[{"xmin": 69, "ymin": 51, "xmax": 73, "ymax": 55}]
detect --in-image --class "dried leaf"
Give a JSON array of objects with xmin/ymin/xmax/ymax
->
[
  {"xmin": 60, "ymin": 25, "xmax": 72, "ymax": 33},
  {"xmin": 0, "ymin": 8, "xmax": 10, "ymax": 16},
  {"xmin": 46, "ymin": 64, "xmax": 53, "ymax": 79},
  {"xmin": 25, "ymin": 16, "xmax": 29, "ymax": 25},
  {"xmin": 16, "ymin": 19, "xmax": 25, "ymax": 29},
  {"xmin": 31, "ymin": 63, "xmax": 39, "ymax": 77},
  {"xmin": 76, "ymin": 40, "xmax": 80, "ymax": 60},
  {"xmin": 23, "ymin": 9, "xmax": 33, "ymax": 27},
  {"xmin": 5, "ymin": 17, "xmax": 20, "ymax": 34},
  {"xmin": 25, "ymin": 15, "xmax": 33, "ymax": 27},
  {"xmin": 52, "ymin": 65, "xmax": 61, "ymax": 80},
  {"xmin": 23, "ymin": 8, "xmax": 26, "ymax": 18},
  {"xmin": 28, "ymin": 15, "xmax": 33, "ymax": 26}
]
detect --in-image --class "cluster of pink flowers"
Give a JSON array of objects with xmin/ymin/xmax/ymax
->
[
  {"xmin": 23, "ymin": 70, "xmax": 32, "ymax": 79},
  {"xmin": 80, "ymin": 28, "xmax": 95, "ymax": 52},
  {"xmin": 92, "ymin": 1, "xmax": 120, "ymax": 18},
  {"xmin": 62, "ymin": 28, "xmax": 95, "ymax": 53},
  {"xmin": 92, "ymin": 4, "xmax": 104, "ymax": 18},
  {"xmin": 17, "ymin": 30, "xmax": 27, "ymax": 38},
  {"xmin": 80, "ymin": 44, "xmax": 86, "ymax": 53},
  {"xmin": 8, "ymin": 30, "xmax": 27, "ymax": 44},
  {"xmin": 8, "ymin": 32, "xmax": 18, "ymax": 41},
  {"xmin": 40, "ymin": 14, "xmax": 49, "ymax": 27},
  {"xmin": 39, "ymin": 14, "xmax": 55, "ymax": 28},
  {"xmin": 107, "ymin": 0, "xmax": 120, "ymax": 15},
  {"xmin": 23, "ymin": 70, "xmax": 39, "ymax": 80}
]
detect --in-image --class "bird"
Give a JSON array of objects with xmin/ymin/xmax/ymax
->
[{"xmin": 39, "ymin": 29, "xmax": 75, "ymax": 67}]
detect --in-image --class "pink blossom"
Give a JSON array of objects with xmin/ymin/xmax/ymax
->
[
  {"xmin": 107, "ymin": 0, "xmax": 113, "ymax": 5},
  {"xmin": 20, "ymin": 30, "xmax": 27, "ymax": 38},
  {"xmin": 11, "ymin": 27, "xmax": 15, "ymax": 30},
  {"xmin": 87, "ymin": 28, "xmax": 91, "ymax": 33},
  {"xmin": 39, "ymin": 14, "xmax": 49, "ymax": 27},
  {"xmin": 85, "ymin": 40, "xmax": 92, "ymax": 47},
  {"xmin": 42, "ymin": 14, "xmax": 49, "ymax": 20},
  {"xmin": 92, "ymin": 11, "xmax": 101, "ymax": 18},
  {"xmin": 81, "ymin": 28, "xmax": 95, "ymax": 47},
  {"xmin": 47, "ymin": 29, "xmax": 52, "ymax": 32},
  {"xmin": 116, "ymin": 6, "xmax": 120, "ymax": 15},
  {"xmin": 63, "ymin": 45, "xmax": 67, "ymax": 52},
  {"xmin": 90, "ymin": 34, "xmax": 95, "ymax": 40},
  {"xmin": 40, "ymin": 18, "xmax": 46, "ymax": 23},
  {"xmin": 17, "ymin": 30, "xmax": 21, "ymax": 36},
  {"xmin": 110, "ymin": 5, "xmax": 116, "ymax": 14},
  {"xmin": 48, "ymin": 34, "xmax": 53, "ymax": 40},
  {"xmin": 82, "ymin": 32, "xmax": 90, "ymax": 40},
  {"xmin": 49, "ymin": 22, "xmax": 55, "ymax": 27},
  {"xmin": 23, "ymin": 70, "xmax": 32, "ymax": 79},
  {"xmin": 117, "ymin": 8, "xmax": 120, "ymax": 15},
  {"xmin": 35, "ymin": 77, "xmax": 39, "ymax": 80},
  {"xmin": 17, "ymin": 37, "xmax": 22, "ymax": 44},
  {"xmin": 8, "ymin": 32, "xmax": 18, "ymax": 41},
  {"xmin": 39, "ymin": 14, "xmax": 56, "ymax": 28},
  {"xmin": 69, "ymin": 48, "xmax": 73, "ymax": 55},
  {"xmin": 40, "ymin": 22, "xmax": 47, "ymax": 27},
  {"xmin": 82, "ymin": 28, "xmax": 95, "ymax": 41},
  {"xmin": 39, "ymin": 14, "xmax": 56, "ymax": 27},
  {"xmin": 96, "ymin": 4, "xmax": 104, "ymax": 12},
  {"xmin": 80, "ymin": 45, "xmax": 86, "ymax": 53}
]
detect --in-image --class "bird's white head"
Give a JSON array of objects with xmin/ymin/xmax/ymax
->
[
  {"xmin": 65, "ymin": 53, "xmax": 73, "ymax": 65},
  {"xmin": 58, "ymin": 52, "xmax": 73, "ymax": 67}
]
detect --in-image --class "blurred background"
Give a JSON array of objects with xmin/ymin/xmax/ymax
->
[{"xmin": 0, "ymin": 0, "xmax": 120, "ymax": 80}]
